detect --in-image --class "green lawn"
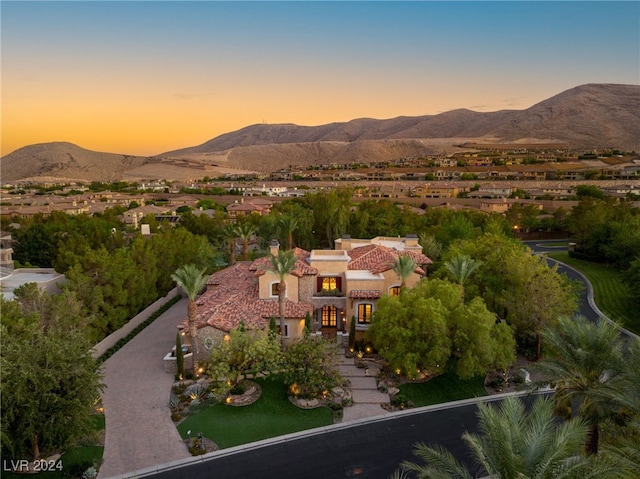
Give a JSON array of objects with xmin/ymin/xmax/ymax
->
[
  {"xmin": 547, "ymin": 251, "xmax": 638, "ymax": 333},
  {"xmin": 536, "ymin": 241, "xmax": 570, "ymax": 247},
  {"xmin": 177, "ymin": 377, "xmax": 334, "ymax": 449},
  {"xmin": 398, "ymin": 373, "xmax": 487, "ymax": 407}
]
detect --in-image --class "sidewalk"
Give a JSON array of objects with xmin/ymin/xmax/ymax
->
[
  {"xmin": 337, "ymin": 349, "xmax": 392, "ymax": 422},
  {"xmin": 98, "ymin": 297, "xmax": 191, "ymax": 479}
]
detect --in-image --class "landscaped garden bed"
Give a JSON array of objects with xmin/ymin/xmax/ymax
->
[{"xmin": 175, "ymin": 376, "xmax": 334, "ymax": 449}]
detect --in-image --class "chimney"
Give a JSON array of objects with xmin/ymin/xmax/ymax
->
[
  {"xmin": 405, "ymin": 233, "xmax": 418, "ymax": 248},
  {"xmin": 269, "ymin": 239, "xmax": 280, "ymax": 257},
  {"xmin": 337, "ymin": 233, "xmax": 351, "ymax": 251}
]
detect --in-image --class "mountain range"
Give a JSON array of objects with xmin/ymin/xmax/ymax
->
[{"xmin": 2, "ymin": 83, "xmax": 639, "ymax": 183}]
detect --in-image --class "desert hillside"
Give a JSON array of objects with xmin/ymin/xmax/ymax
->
[
  {"xmin": 2, "ymin": 83, "xmax": 638, "ymax": 182},
  {"xmin": 1, "ymin": 142, "xmax": 149, "ymax": 183}
]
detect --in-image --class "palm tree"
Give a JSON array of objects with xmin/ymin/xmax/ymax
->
[
  {"xmin": 444, "ymin": 254, "xmax": 481, "ymax": 302},
  {"xmin": 223, "ymin": 223, "xmax": 237, "ymax": 264},
  {"xmin": 171, "ymin": 264, "xmax": 208, "ymax": 356},
  {"xmin": 535, "ymin": 315, "xmax": 626, "ymax": 455},
  {"xmin": 264, "ymin": 249, "xmax": 298, "ymax": 347},
  {"xmin": 398, "ymin": 395, "xmax": 611, "ymax": 479},
  {"xmin": 278, "ymin": 215, "xmax": 298, "ymax": 250},
  {"xmin": 233, "ymin": 223, "xmax": 256, "ymax": 260},
  {"xmin": 418, "ymin": 233, "xmax": 443, "ymax": 263},
  {"xmin": 599, "ymin": 338, "xmax": 640, "ymax": 477},
  {"xmin": 391, "ymin": 254, "xmax": 418, "ymax": 290}
]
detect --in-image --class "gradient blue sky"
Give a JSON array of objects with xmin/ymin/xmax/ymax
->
[{"xmin": 2, "ymin": 1, "xmax": 638, "ymax": 156}]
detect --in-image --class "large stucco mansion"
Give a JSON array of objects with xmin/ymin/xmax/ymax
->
[{"xmin": 179, "ymin": 235, "xmax": 431, "ymax": 361}]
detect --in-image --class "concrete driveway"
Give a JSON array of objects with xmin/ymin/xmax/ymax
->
[{"xmin": 98, "ymin": 297, "xmax": 191, "ymax": 478}]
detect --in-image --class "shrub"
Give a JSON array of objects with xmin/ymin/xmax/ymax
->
[
  {"xmin": 188, "ymin": 438, "xmax": 207, "ymax": 456},
  {"xmin": 390, "ymin": 394, "xmax": 414, "ymax": 409},
  {"xmin": 176, "ymin": 331, "xmax": 185, "ymax": 379},
  {"xmin": 230, "ymin": 382, "xmax": 247, "ymax": 395},
  {"xmin": 169, "ymin": 395, "xmax": 180, "ymax": 412}
]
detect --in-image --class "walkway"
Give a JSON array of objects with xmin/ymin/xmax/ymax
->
[
  {"xmin": 337, "ymin": 349, "xmax": 392, "ymax": 422},
  {"xmin": 98, "ymin": 297, "xmax": 191, "ymax": 479}
]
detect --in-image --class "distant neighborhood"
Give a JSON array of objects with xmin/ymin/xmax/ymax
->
[{"xmin": 1, "ymin": 159, "xmax": 638, "ymax": 223}]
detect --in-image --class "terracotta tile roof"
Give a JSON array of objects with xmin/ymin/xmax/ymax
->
[
  {"xmin": 206, "ymin": 261, "xmax": 252, "ymax": 286},
  {"xmin": 179, "ymin": 261, "xmax": 313, "ymax": 333},
  {"xmin": 226, "ymin": 202, "xmax": 269, "ymax": 212},
  {"xmin": 349, "ymin": 290, "xmax": 382, "ymax": 299},
  {"xmin": 250, "ymin": 248, "xmax": 317, "ymax": 278},
  {"xmin": 347, "ymin": 244, "xmax": 431, "ymax": 274}
]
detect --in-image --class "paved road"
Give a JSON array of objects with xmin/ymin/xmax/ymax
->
[
  {"xmin": 525, "ymin": 240, "xmax": 638, "ymax": 340},
  {"xmin": 98, "ymin": 297, "xmax": 191, "ymax": 478},
  {"xmin": 120, "ymin": 392, "xmax": 549, "ymax": 479}
]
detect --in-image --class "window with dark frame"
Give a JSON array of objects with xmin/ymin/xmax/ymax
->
[
  {"xmin": 357, "ymin": 303, "xmax": 373, "ymax": 324},
  {"xmin": 317, "ymin": 276, "xmax": 342, "ymax": 293},
  {"xmin": 321, "ymin": 305, "xmax": 338, "ymax": 327}
]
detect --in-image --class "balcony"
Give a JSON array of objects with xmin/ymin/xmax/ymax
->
[{"xmin": 314, "ymin": 288, "xmax": 345, "ymax": 298}]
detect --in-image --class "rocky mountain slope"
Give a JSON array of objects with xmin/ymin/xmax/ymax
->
[
  {"xmin": 2, "ymin": 84, "xmax": 638, "ymax": 182},
  {"xmin": 1, "ymin": 142, "xmax": 148, "ymax": 183}
]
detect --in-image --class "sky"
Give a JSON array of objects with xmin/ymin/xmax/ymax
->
[{"xmin": 1, "ymin": 1, "xmax": 639, "ymax": 157}]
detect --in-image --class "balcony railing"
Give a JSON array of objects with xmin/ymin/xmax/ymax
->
[{"xmin": 314, "ymin": 288, "xmax": 345, "ymax": 297}]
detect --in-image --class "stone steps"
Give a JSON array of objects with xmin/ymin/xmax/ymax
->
[{"xmin": 336, "ymin": 349, "xmax": 392, "ymax": 421}]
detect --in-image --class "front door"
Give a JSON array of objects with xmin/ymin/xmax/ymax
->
[{"xmin": 320, "ymin": 305, "xmax": 338, "ymax": 339}]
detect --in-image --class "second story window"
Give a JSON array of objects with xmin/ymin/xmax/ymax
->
[
  {"xmin": 317, "ymin": 276, "xmax": 342, "ymax": 294},
  {"xmin": 271, "ymin": 282, "xmax": 285, "ymax": 297},
  {"xmin": 389, "ymin": 286, "xmax": 401, "ymax": 297}
]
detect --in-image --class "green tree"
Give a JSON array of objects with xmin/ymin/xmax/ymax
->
[
  {"xmin": 623, "ymin": 256, "xmax": 640, "ymax": 310},
  {"xmin": 171, "ymin": 264, "xmax": 208, "ymax": 356},
  {"xmin": 391, "ymin": 254, "xmax": 418, "ymax": 290},
  {"xmin": 283, "ymin": 336, "xmax": 343, "ymax": 399},
  {"xmin": 1, "ymin": 300, "xmax": 103, "ymax": 460},
  {"xmin": 176, "ymin": 331, "xmax": 185, "ymax": 380},
  {"xmin": 306, "ymin": 188, "xmax": 352, "ymax": 247},
  {"xmin": 599, "ymin": 337, "xmax": 640, "ymax": 477},
  {"xmin": 233, "ymin": 222, "xmax": 256, "ymax": 260},
  {"xmin": 148, "ymin": 228, "xmax": 213, "ymax": 294},
  {"xmin": 278, "ymin": 214, "xmax": 299, "ymax": 250},
  {"xmin": 398, "ymin": 396, "xmax": 609, "ymax": 479},
  {"xmin": 207, "ymin": 326, "xmax": 282, "ymax": 392},
  {"xmin": 576, "ymin": 184, "xmax": 606, "ymax": 199},
  {"xmin": 535, "ymin": 316, "xmax": 626, "ymax": 455},
  {"xmin": 443, "ymin": 233, "xmax": 577, "ymax": 356},
  {"xmin": 263, "ymin": 249, "xmax": 298, "ymax": 347},
  {"xmin": 443, "ymin": 254, "xmax": 481, "ymax": 302},
  {"xmin": 223, "ymin": 223, "xmax": 238, "ymax": 264},
  {"xmin": 367, "ymin": 279, "xmax": 514, "ymax": 380},
  {"xmin": 418, "ymin": 233, "xmax": 443, "ymax": 264}
]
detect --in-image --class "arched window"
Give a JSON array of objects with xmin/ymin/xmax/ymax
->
[{"xmin": 270, "ymin": 282, "xmax": 286, "ymax": 298}]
